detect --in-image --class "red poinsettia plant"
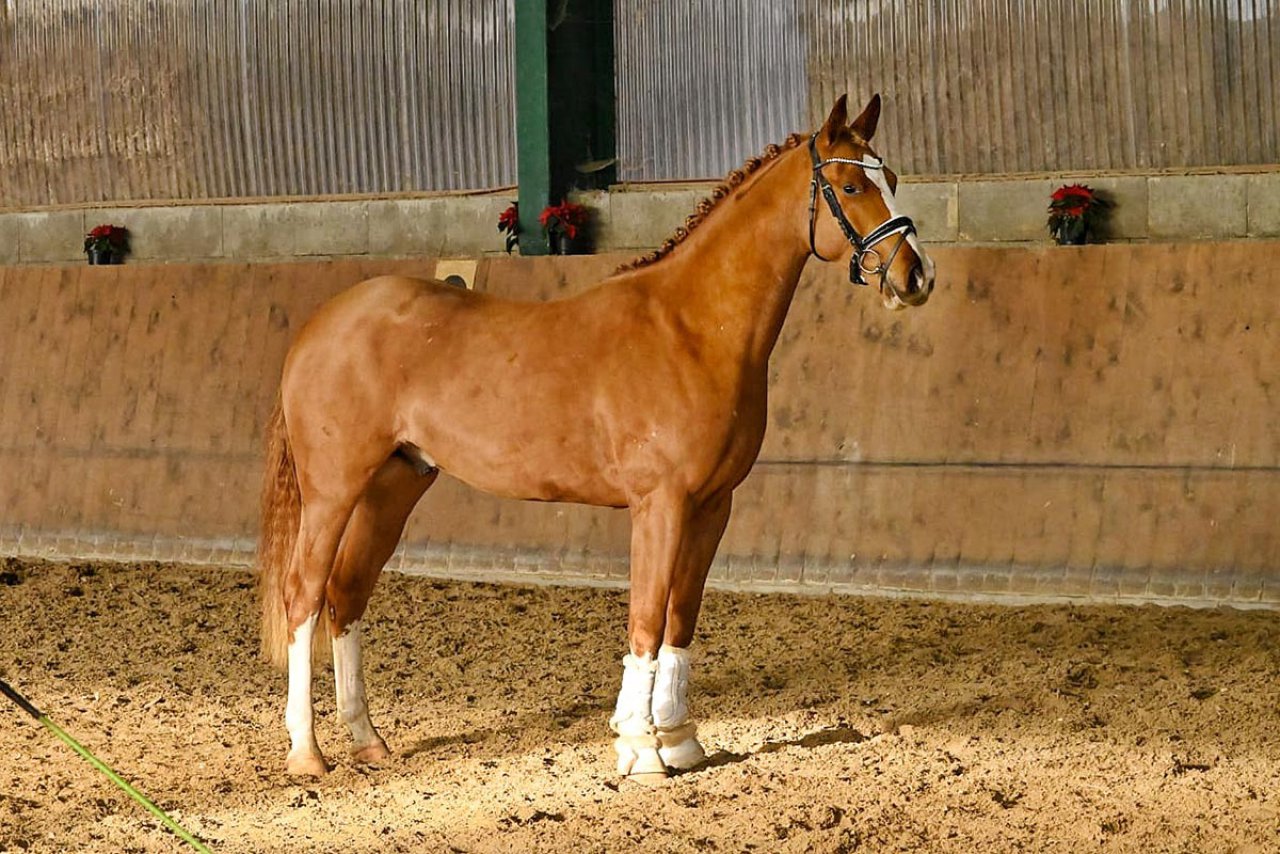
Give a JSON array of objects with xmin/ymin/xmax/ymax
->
[
  {"xmin": 539, "ymin": 200, "xmax": 589, "ymax": 240},
  {"xmin": 84, "ymin": 223, "xmax": 130, "ymax": 256},
  {"xmin": 1047, "ymin": 184, "xmax": 1111, "ymax": 245},
  {"xmin": 496, "ymin": 202, "xmax": 519, "ymax": 253}
]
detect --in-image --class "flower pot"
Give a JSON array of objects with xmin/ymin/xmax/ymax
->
[
  {"xmin": 551, "ymin": 232, "xmax": 590, "ymax": 256},
  {"xmin": 86, "ymin": 249, "xmax": 122, "ymax": 265}
]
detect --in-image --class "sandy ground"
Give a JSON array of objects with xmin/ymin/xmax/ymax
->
[{"xmin": 1, "ymin": 557, "xmax": 1278, "ymax": 853}]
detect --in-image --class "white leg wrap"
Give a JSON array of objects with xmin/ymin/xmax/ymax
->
[
  {"xmin": 609, "ymin": 653, "xmax": 657, "ymax": 737},
  {"xmin": 609, "ymin": 653, "xmax": 665, "ymax": 776},
  {"xmin": 653, "ymin": 644, "xmax": 705, "ymax": 770},
  {"xmin": 653, "ymin": 645, "xmax": 691, "ymax": 729},
  {"xmin": 285, "ymin": 614, "xmax": 320, "ymax": 758},
  {"xmin": 332, "ymin": 622, "xmax": 382, "ymax": 750}
]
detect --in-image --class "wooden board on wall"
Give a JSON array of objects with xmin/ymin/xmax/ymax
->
[{"xmin": 0, "ymin": 243, "xmax": 1275, "ymax": 603}]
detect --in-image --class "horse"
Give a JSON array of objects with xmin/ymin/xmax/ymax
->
[{"xmin": 257, "ymin": 94, "xmax": 935, "ymax": 784}]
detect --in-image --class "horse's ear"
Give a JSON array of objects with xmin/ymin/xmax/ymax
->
[
  {"xmin": 819, "ymin": 94, "xmax": 849, "ymax": 146},
  {"xmin": 850, "ymin": 93, "xmax": 882, "ymax": 141}
]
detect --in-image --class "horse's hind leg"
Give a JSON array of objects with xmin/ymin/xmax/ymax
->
[
  {"xmin": 284, "ymin": 493, "xmax": 360, "ymax": 776},
  {"xmin": 327, "ymin": 454, "xmax": 436, "ymax": 764}
]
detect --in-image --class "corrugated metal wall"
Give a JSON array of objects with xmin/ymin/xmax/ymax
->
[
  {"xmin": 6, "ymin": 1, "xmax": 1277, "ymax": 204},
  {"xmin": 0, "ymin": 0, "xmax": 516, "ymax": 209},
  {"xmin": 617, "ymin": 0, "xmax": 1280, "ymax": 181},
  {"xmin": 612, "ymin": 0, "xmax": 808, "ymax": 182}
]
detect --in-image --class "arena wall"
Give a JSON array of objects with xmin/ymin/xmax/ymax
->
[
  {"xmin": 4, "ymin": 171, "xmax": 1280, "ymax": 268},
  {"xmin": 0, "ymin": 242, "xmax": 1275, "ymax": 605}
]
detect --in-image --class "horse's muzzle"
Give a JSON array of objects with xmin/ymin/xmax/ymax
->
[{"xmin": 886, "ymin": 262, "xmax": 932, "ymax": 309}]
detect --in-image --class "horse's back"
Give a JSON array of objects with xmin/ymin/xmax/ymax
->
[
  {"xmin": 285, "ymin": 271, "xmax": 588, "ymax": 408},
  {"xmin": 328, "ymin": 273, "xmax": 482, "ymax": 321}
]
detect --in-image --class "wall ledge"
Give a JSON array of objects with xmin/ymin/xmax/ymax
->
[{"xmin": 3, "ymin": 170, "xmax": 1279, "ymax": 265}]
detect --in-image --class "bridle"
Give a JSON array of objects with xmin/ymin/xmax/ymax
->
[{"xmin": 807, "ymin": 132, "xmax": 917, "ymax": 294}]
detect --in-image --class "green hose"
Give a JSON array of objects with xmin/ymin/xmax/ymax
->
[{"xmin": 0, "ymin": 677, "xmax": 213, "ymax": 853}]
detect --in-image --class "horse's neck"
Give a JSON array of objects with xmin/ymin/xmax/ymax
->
[{"xmin": 655, "ymin": 149, "xmax": 813, "ymax": 368}]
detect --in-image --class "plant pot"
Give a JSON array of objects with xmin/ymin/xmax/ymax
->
[
  {"xmin": 551, "ymin": 232, "xmax": 590, "ymax": 255},
  {"xmin": 87, "ymin": 249, "xmax": 123, "ymax": 265},
  {"xmin": 1052, "ymin": 228, "xmax": 1088, "ymax": 246}
]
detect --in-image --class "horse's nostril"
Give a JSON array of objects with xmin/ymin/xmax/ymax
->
[
  {"xmin": 902, "ymin": 264, "xmax": 933, "ymax": 306},
  {"xmin": 910, "ymin": 265, "xmax": 925, "ymax": 292}
]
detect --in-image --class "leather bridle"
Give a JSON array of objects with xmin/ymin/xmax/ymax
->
[{"xmin": 807, "ymin": 133, "xmax": 917, "ymax": 296}]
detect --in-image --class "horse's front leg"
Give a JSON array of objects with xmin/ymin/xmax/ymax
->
[
  {"xmin": 611, "ymin": 489, "xmax": 731, "ymax": 783},
  {"xmin": 654, "ymin": 491, "xmax": 732, "ymax": 771}
]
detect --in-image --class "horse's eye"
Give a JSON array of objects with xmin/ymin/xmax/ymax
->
[{"xmin": 842, "ymin": 184, "xmax": 859, "ymax": 195}]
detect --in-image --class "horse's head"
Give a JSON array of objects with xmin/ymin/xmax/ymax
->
[{"xmin": 807, "ymin": 94, "xmax": 935, "ymax": 310}]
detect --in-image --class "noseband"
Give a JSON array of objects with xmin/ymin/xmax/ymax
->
[{"xmin": 807, "ymin": 133, "xmax": 917, "ymax": 293}]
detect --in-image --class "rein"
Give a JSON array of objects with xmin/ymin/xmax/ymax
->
[{"xmin": 807, "ymin": 133, "xmax": 917, "ymax": 295}]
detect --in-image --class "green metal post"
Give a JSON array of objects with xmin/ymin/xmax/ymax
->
[
  {"xmin": 515, "ymin": 0, "xmax": 615, "ymax": 256},
  {"xmin": 515, "ymin": 0, "xmax": 552, "ymax": 255}
]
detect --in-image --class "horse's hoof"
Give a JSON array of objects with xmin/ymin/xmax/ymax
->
[
  {"xmin": 614, "ymin": 736, "xmax": 668, "ymax": 780},
  {"xmin": 658, "ymin": 736, "xmax": 705, "ymax": 771},
  {"xmin": 351, "ymin": 740, "xmax": 392, "ymax": 765},
  {"xmin": 284, "ymin": 749, "xmax": 329, "ymax": 777},
  {"xmin": 625, "ymin": 770, "xmax": 671, "ymax": 787},
  {"xmin": 656, "ymin": 722, "xmax": 705, "ymax": 771}
]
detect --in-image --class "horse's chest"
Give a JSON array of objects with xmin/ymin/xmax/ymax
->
[
  {"xmin": 659, "ymin": 394, "xmax": 768, "ymax": 493},
  {"xmin": 718, "ymin": 404, "xmax": 769, "ymax": 477}
]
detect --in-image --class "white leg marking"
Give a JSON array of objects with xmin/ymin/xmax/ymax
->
[
  {"xmin": 285, "ymin": 614, "xmax": 320, "ymax": 759},
  {"xmin": 653, "ymin": 645, "xmax": 706, "ymax": 770},
  {"xmin": 333, "ymin": 622, "xmax": 382, "ymax": 751}
]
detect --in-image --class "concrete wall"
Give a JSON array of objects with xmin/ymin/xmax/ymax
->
[
  {"xmin": 0, "ymin": 243, "xmax": 1276, "ymax": 606},
  {"xmin": 0, "ymin": 197, "xmax": 514, "ymax": 266},
  {"xmin": 3, "ymin": 169, "xmax": 1279, "ymax": 266},
  {"xmin": 595, "ymin": 172, "xmax": 1280, "ymax": 247}
]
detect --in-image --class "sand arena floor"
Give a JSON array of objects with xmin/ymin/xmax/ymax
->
[{"xmin": 1, "ymin": 557, "xmax": 1278, "ymax": 853}]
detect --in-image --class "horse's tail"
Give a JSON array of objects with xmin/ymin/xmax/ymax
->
[{"xmin": 258, "ymin": 395, "xmax": 301, "ymax": 669}]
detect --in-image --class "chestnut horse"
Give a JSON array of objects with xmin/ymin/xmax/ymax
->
[{"xmin": 258, "ymin": 94, "xmax": 934, "ymax": 783}]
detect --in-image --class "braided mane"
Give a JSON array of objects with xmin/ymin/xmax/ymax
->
[{"xmin": 615, "ymin": 132, "xmax": 808, "ymax": 273}]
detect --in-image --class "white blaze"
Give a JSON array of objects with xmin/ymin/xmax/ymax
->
[{"xmin": 862, "ymin": 156, "xmax": 935, "ymax": 282}]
